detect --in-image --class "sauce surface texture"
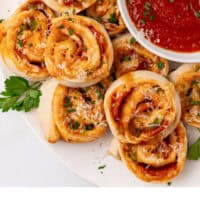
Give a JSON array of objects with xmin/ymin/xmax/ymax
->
[{"xmin": 127, "ymin": 0, "xmax": 200, "ymax": 52}]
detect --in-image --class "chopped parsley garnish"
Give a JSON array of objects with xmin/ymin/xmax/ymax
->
[
  {"xmin": 85, "ymin": 124, "xmax": 94, "ymax": 131},
  {"xmin": 195, "ymin": 12, "xmax": 200, "ymax": 18},
  {"xmin": 123, "ymin": 56, "xmax": 131, "ymax": 62},
  {"xmin": 97, "ymin": 16, "xmax": 103, "ymax": 23},
  {"xmin": 191, "ymin": 101, "xmax": 200, "ymax": 106},
  {"xmin": 130, "ymin": 37, "xmax": 136, "ymax": 45},
  {"xmin": 98, "ymin": 165, "xmax": 106, "ymax": 170},
  {"xmin": 67, "ymin": 108, "xmax": 76, "ymax": 113},
  {"xmin": 17, "ymin": 39, "xmax": 24, "ymax": 47},
  {"xmin": 70, "ymin": 121, "xmax": 80, "ymax": 130},
  {"xmin": 97, "ymin": 82, "xmax": 104, "ymax": 89},
  {"xmin": 58, "ymin": 24, "xmax": 65, "ymax": 29},
  {"xmin": 65, "ymin": 97, "xmax": 71, "ymax": 108},
  {"xmin": 96, "ymin": 89, "xmax": 103, "ymax": 100},
  {"xmin": 108, "ymin": 13, "xmax": 119, "ymax": 24},
  {"xmin": 68, "ymin": 28, "xmax": 74, "ymax": 35},
  {"xmin": 157, "ymin": 61, "xmax": 165, "ymax": 70},
  {"xmin": 29, "ymin": 19, "xmax": 38, "ymax": 31},
  {"xmin": 167, "ymin": 182, "xmax": 172, "ymax": 186},
  {"xmin": 148, "ymin": 117, "xmax": 163, "ymax": 128}
]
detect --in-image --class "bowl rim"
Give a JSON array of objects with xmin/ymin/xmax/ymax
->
[{"xmin": 118, "ymin": 0, "xmax": 200, "ymax": 63}]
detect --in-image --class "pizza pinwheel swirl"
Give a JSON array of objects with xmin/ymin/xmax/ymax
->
[
  {"xmin": 86, "ymin": 0, "xmax": 126, "ymax": 36},
  {"xmin": 118, "ymin": 123, "xmax": 187, "ymax": 183},
  {"xmin": 37, "ymin": 78, "xmax": 110, "ymax": 143},
  {"xmin": 104, "ymin": 71, "xmax": 181, "ymax": 144},
  {"xmin": 45, "ymin": 16, "xmax": 113, "ymax": 88},
  {"xmin": 170, "ymin": 64, "xmax": 200, "ymax": 128},
  {"xmin": 113, "ymin": 34, "xmax": 169, "ymax": 78},
  {"xmin": 43, "ymin": 0, "xmax": 97, "ymax": 14},
  {"xmin": 0, "ymin": 0, "xmax": 55, "ymax": 81}
]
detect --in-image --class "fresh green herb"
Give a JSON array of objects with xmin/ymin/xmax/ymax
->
[
  {"xmin": 195, "ymin": 12, "xmax": 200, "ymax": 18},
  {"xmin": 72, "ymin": 8, "xmax": 76, "ymax": 15},
  {"xmin": 108, "ymin": 13, "xmax": 119, "ymax": 24},
  {"xmin": 97, "ymin": 82, "xmax": 104, "ymax": 89},
  {"xmin": 58, "ymin": 24, "xmax": 65, "ymax": 29},
  {"xmin": 91, "ymin": 100, "xmax": 96, "ymax": 105},
  {"xmin": 98, "ymin": 165, "xmax": 106, "ymax": 170},
  {"xmin": 85, "ymin": 124, "xmax": 94, "ymax": 131},
  {"xmin": 17, "ymin": 39, "xmax": 24, "ymax": 47},
  {"xmin": 65, "ymin": 97, "xmax": 71, "ymax": 108},
  {"xmin": 0, "ymin": 76, "xmax": 42, "ymax": 112},
  {"xmin": 191, "ymin": 101, "xmax": 200, "ymax": 106},
  {"xmin": 70, "ymin": 121, "xmax": 80, "ymax": 130},
  {"xmin": 187, "ymin": 137, "xmax": 200, "ymax": 160},
  {"xmin": 167, "ymin": 182, "xmax": 172, "ymax": 186},
  {"xmin": 157, "ymin": 61, "xmax": 165, "ymax": 70},
  {"xmin": 67, "ymin": 108, "xmax": 76, "ymax": 113},
  {"xmin": 140, "ymin": 19, "xmax": 145, "ymax": 24},
  {"xmin": 97, "ymin": 16, "xmax": 103, "ymax": 23},
  {"xmin": 144, "ymin": 2, "xmax": 151, "ymax": 10},
  {"xmin": 0, "ymin": 19, "xmax": 4, "ymax": 23},
  {"xmin": 29, "ymin": 19, "xmax": 38, "ymax": 31},
  {"xmin": 123, "ymin": 56, "xmax": 131, "ymax": 62},
  {"xmin": 148, "ymin": 117, "xmax": 163, "ymax": 128},
  {"xmin": 149, "ymin": 15, "xmax": 156, "ymax": 21},
  {"xmin": 130, "ymin": 37, "xmax": 136, "ymax": 45},
  {"xmin": 192, "ymin": 80, "xmax": 199, "ymax": 85},
  {"xmin": 68, "ymin": 28, "xmax": 74, "ymax": 35},
  {"xmin": 96, "ymin": 89, "xmax": 103, "ymax": 100}
]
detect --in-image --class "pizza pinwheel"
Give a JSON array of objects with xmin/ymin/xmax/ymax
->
[
  {"xmin": 104, "ymin": 71, "xmax": 181, "ymax": 144},
  {"xmin": 113, "ymin": 33, "xmax": 169, "ymax": 78},
  {"xmin": 0, "ymin": 0, "xmax": 55, "ymax": 81},
  {"xmin": 44, "ymin": 15, "xmax": 113, "ymax": 87},
  {"xmin": 37, "ymin": 78, "xmax": 110, "ymax": 143},
  {"xmin": 118, "ymin": 123, "xmax": 187, "ymax": 183},
  {"xmin": 170, "ymin": 63, "xmax": 200, "ymax": 128},
  {"xmin": 87, "ymin": 0, "xmax": 126, "ymax": 36}
]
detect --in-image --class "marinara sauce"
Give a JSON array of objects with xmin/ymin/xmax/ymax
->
[{"xmin": 127, "ymin": 0, "xmax": 200, "ymax": 52}]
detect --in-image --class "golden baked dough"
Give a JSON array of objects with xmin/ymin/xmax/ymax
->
[
  {"xmin": 0, "ymin": 21, "xmax": 6, "ymax": 44},
  {"xmin": 113, "ymin": 33, "xmax": 169, "ymax": 78},
  {"xmin": 0, "ymin": 0, "xmax": 55, "ymax": 81},
  {"xmin": 45, "ymin": 15, "xmax": 113, "ymax": 87},
  {"xmin": 37, "ymin": 78, "xmax": 111, "ymax": 143},
  {"xmin": 87, "ymin": 0, "xmax": 126, "ymax": 36},
  {"xmin": 170, "ymin": 63, "xmax": 200, "ymax": 128},
  {"xmin": 104, "ymin": 71, "xmax": 181, "ymax": 144},
  {"xmin": 118, "ymin": 123, "xmax": 187, "ymax": 183},
  {"xmin": 43, "ymin": 0, "xmax": 97, "ymax": 14}
]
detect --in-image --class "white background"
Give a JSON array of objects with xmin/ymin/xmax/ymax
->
[{"xmin": 0, "ymin": 78, "xmax": 92, "ymax": 187}]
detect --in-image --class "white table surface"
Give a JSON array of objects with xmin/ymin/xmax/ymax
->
[{"xmin": 0, "ymin": 78, "xmax": 92, "ymax": 187}]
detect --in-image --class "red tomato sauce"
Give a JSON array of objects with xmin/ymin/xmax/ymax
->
[{"xmin": 127, "ymin": 0, "xmax": 200, "ymax": 52}]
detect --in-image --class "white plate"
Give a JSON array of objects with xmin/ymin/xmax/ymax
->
[{"xmin": 1, "ymin": 0, "xmax": 200, "ymax": 187}]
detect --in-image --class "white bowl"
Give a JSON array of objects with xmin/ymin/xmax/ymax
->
[{"xmin": 118, "ymin": 0, "xmax": 200, "ymax": 63}]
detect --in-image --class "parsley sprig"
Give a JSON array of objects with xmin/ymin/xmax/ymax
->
[
  {"xmin": 187, "ymin": 136, "xmax": 200, "ymax": 160},
  {"xmin": 0, "ymin": 76, "xmax": 42, "ymax": 112}
]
